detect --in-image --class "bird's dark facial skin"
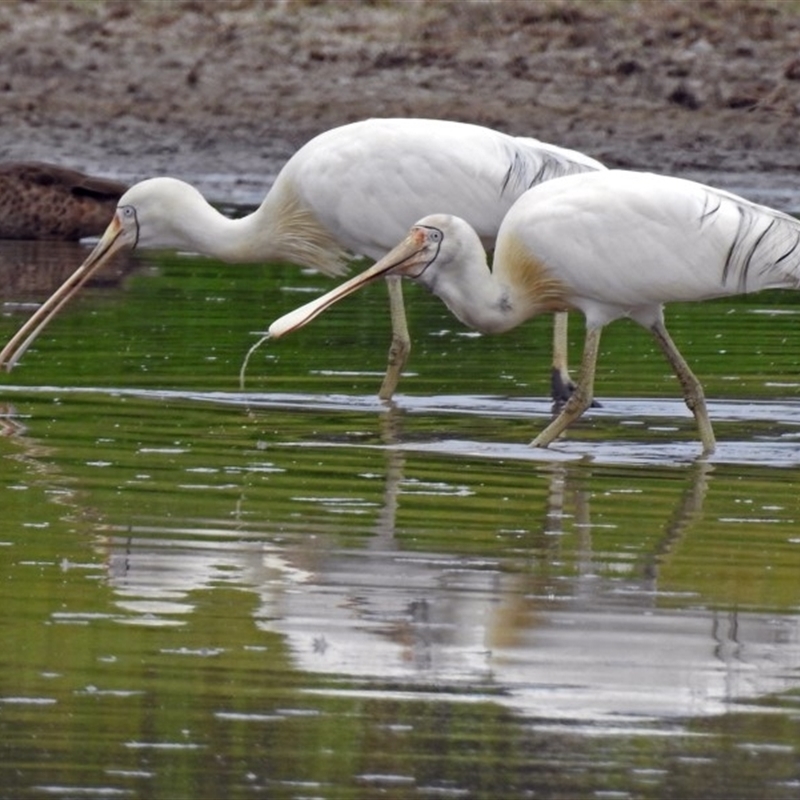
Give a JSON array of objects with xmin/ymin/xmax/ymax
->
[
  {"xmin": 118, "ymin": 205, "xmax": 140, "ymax": 249},
  {"xmin": 394, "ymin": 225, "xmax": 442, "ymax": 279}
]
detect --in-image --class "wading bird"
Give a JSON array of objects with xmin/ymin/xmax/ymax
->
[
  {"xmin": 267, "ymin": 169, "xmax": 800, "ymax": 454},
  {"xmin": 0, "ymin": 118, "xmax": 603, "ymax": 397},
  {"xmin": 0, "ymin": 162, "xmax": 126, "ymax": 240}
]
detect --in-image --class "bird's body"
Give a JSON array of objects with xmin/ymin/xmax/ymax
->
[
  {"xmin": 268, "ymin": 170, "xmax": 800, "ymax": 454},
  {"xmin": 283, "ymin": 118, "xmax": 602, "ymax": 263},
  {"xmin": 433, "ymin": 170, "xmax": 800, "ymax": 330},
  {"xmin": 0, "ymin": 118, "xmax": 603, "ymax": 391},
  {"xmin": 0, "ymin": 162, "xmax": 127, "ymax": 240},
  {"xmin": 108, "ymin": 119, "xmax": 602, "ymax": 267}
]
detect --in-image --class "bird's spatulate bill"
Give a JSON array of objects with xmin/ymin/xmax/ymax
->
[
  {"xmin": 239, "ymin": 255, "xmax": 398, "ymax": 389},
  {"xmin": 0, "ymin": 217, "xmax": 125, "ymax": 370},
  {"xmin": 267, "ymin": 261, "xmax": 391, "ymax": 339},
  {"xmin": 239, "ymin": 240, "xmax": 408, "ymax": 387},
  {"xmin": 268, "ymin": 234, "xmax": 422, "ymax": 340}
]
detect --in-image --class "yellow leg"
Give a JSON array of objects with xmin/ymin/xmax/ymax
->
[
  {"xmin": 550, "ymin": 311, "xmax": 574, "ymax": 406},
  {"xmin": 379, "ymin": 276, "xmax": 410, "ymax": 401},
  {"xmin": 532, "ymin": 326, "xmax": 602, "ymax": 448},
  {"xmin": 649, "ymin": 320, "xmax": 716, "ymax": 454}
]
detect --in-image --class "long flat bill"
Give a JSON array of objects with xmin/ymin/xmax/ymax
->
[
  {"xmin": 0, "ymin": 218, "xmax": 125, "ymax": 370},
  {"xmin": 268, "ymin": 231, "xmax": 426, "ymax": 340}
]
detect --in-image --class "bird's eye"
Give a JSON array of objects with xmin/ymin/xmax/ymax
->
[
  {"xmin": 428, "ymin": 229, "xmax": 443, "ymax": 243},
  {"xmin": 121, "ymin": 206, "xmax": 135, "ymax": 219}
]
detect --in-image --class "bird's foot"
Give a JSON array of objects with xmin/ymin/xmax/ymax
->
[
  {"xmin": 530, "ymin": 432, "xmax": 552, "ymax": 449},
  {"xmin": 550, "ymin": 367, "xmax": 573, "ymax": 410},
  {"xmin": 550, "ymin": 368, "xmax": 601, "ymax": 414}
]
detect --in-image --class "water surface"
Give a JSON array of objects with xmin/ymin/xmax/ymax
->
[{"xmin": 1, "ymin": 239, "xmax": 800, "ymax": 798}]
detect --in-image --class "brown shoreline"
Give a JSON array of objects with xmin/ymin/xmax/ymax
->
[{"xmin": 0, "ymin": 1, "xmax": 797, "ymax": 206}]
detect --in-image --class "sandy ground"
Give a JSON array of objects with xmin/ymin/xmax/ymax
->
[{"xmin": 0, "ymin": 0, "xmax": 798, "ymax": 208}]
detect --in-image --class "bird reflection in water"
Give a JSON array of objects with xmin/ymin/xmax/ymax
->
[{"xmin": 91, "ymin": 417, "xmax": 800, "ymax": 722}]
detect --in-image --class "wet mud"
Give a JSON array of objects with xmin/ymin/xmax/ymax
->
[{"xmin": 0, "ymin": 1, "xmax": 797, "ymax": 205}]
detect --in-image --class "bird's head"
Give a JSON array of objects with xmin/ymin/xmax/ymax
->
[
  {"xmin": 113, "ymin": 177, "xmax": 210, "ymax": 251},
  {"xmin": 268, "ymin": 214, "xmax": 479, "ymax": 339},
  {"xmin": 66, "ymin": 177, "xmax": 177, "ymax": 265},
  {"xmin": 0, "ymin": 177, "xmax": 200, "ymax": 371}
]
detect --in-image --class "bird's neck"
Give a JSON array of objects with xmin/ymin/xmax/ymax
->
[
  {"xmin": 418, "ymin": 238, "xmax": 568, "ymax": 335},
  {"xmin": 173, "ymin": 182, "xmax": 350, "ymax": 275}
]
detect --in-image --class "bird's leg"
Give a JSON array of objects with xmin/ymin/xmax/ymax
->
[
  {"xmin": 649, "ymin": 320, "xmax": 716, "ymax": 455},
  {"xmin": 532, "ymin": 326, "xmax": 602, "ymax": 448},
  {"xmin": 379, "ymin": 276, "xmax": 411, "ymax": 401},
  {"xmin": 550, "ymin": 311, "xmax": 601, "ymax": 413},
  {"xmin": 550, "ymin": 311, "xmax": 574, "ymax": 410}
]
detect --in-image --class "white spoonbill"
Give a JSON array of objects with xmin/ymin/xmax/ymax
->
[
  {"xmin": 268, "ymin": 169, "xmax": 800, "ymax": 454},
  {"xmin": 0, "ymin": 118, "xmax": 603, "ymax": 399}
]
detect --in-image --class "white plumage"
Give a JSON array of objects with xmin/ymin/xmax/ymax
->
[
  {"xmin": 0, "ymin": 118, "xmax": 603, "ymax": 397},
  {"xmin": 268, "ymin": 169, "xmax": 800, "ymax": 454}
]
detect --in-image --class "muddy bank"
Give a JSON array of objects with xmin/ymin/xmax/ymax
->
[{"xmin": 0, "ymin": 0, "xmax": 798, "ymax": 206}]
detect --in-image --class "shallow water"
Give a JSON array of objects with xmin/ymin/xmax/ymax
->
[{"xmin": 2, "ymin": 239, "xmax": 800, "ymax": 798}]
